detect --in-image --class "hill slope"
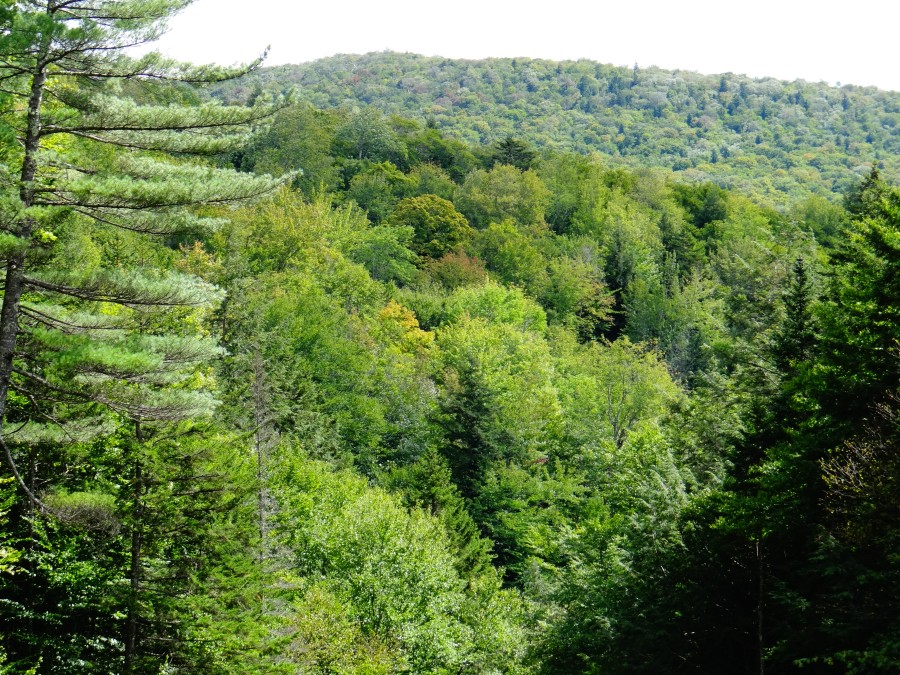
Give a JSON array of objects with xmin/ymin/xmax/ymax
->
[{"xmin": 213, "ymin": 51, "xmax": 900, "ymax": 204}]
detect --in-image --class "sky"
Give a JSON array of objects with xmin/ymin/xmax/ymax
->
[{"xmin": 151, "ymin": 0, "xmax": 900, "ymax": 91}]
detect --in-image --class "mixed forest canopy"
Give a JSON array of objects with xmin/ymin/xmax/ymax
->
[
  {"xmin": 1, "ymin": 7, "xmax": 899, "ymax": 674},
  {"xmin": 214, "ymin": 51, "xmax": 900, "ymax": 205}
]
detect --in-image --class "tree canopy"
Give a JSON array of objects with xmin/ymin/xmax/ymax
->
[{"xmin": 1, "ymin": 28, "xmax": 898, "ymax": 675}]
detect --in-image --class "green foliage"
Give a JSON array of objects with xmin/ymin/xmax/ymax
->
[
  {"xmin": 541, "ymin": 254, "xmax": 615, "ymax": 339},
  {"xmin": 385, "ymin": 448, "xmax": 493, "ymax": 579},
  {"xmin": 217, "ymin": 52, "xmax": 900, "ymax": 204},
  {"xmin": 445, "ymin": 281, "xmax": 548, "ymax": 334},
  {"xmin": 819, "ymin": 172, "xmax": 900, "ymax": 418},
  {"xmin": 490, "ymin": 136, "xmax": 537, "ymax": 171},
  {"xmin": 391, "ymin": 193, "xmax": 473, "ymax": 259},
  {"xmin": 455, "ymin": 165, "xmax": 550, "ymax": 228},
  {"xmin": 41, "ymin": 491, "xmax": 119, "ymax": 534},
  {"xmin": 241, "ymin": 103, "xmax": 342, "ymax": 195},
  {"xmin": 557, "ymin": 336, "xmax": 681, "ymax": 451},
  {"xmin": 436, "ymin": 316, "xmax": 562, "ymax": 498},
  {"xmin": 772, "ymin": 257, "xmax": 817, "ymax": 372},
  {"xmin": 344, "ymin": 161, "xmax": 410, "ymax": 223},
  {"xmin": 200, "ymin": 96, "xmax": 898, "ymax": 673},
  {"xmin": 0, "ymin": 479, "xmax": 20, "ymax": 577},
  {"xmin": 4, "ymin": 33, "xmax": 898, "ymax": 673},
  {"xmin": 792, "ymin": 195, "xmax": 848, "ymax": 248},
  {"xmin": 472, "ymin": 221, "xmax": 550, "ymax": 293},
  {"xmin": 536, "ymin": 152, "xmax": 611, "ymax": 235},
  {"xmin": 272, "ymin": 454, "xmax": 530, "ymax": 672},
  {"xmin": 403, "ymin": 129, "xmax": 478, "ymax": 182},
  {"xmin": 475, "ymin": 461, "xmax": 585, "ymax": 577},
  {"xmin": 624, "ymin": 258, "xmax": 722, "ymax": 379},
  {"xmin": 406, "ymin": 163, "xmax": 460, "ymax": 200},
  {"xmin": 332, "ymin": 106, "xmax": 408, "ymax": 166}
]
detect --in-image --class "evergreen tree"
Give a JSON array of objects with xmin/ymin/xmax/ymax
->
[
  {"xmin": 0, "ymin": 2, "xmax": 284, "ymax": 670},
  {"xmin": 821, "ymin": 169, "xmax": 900, "ymax": 422},
  {"xmin": 386, "ymin": 447, "xmax": 493, "ymax": 579},
  {"xmin": 438, "ymin": 361, "xmax": 497, "ymax": 499},
  {"xmin": 0, "ymin": 0, "xmax": 282, "ymax": 438},
  {"xmin": 490, "ymin": 135, "xmax": 537, "ymax": 171},
  {"xmin": 772, "ymin": 257, "xmax": 816, "ymax": 373}
]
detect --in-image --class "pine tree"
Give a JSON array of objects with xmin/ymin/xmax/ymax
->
[
  {"xmin": 0, "ymin": 2, "xmax": 285, "ymax": 670},
  {"xmin": 0, "ymin": 5, "xmax": 284, "ymax": 478},
  {"xmin": 0, "ymin": 0, "xmax": 282, "ymax": 438}
]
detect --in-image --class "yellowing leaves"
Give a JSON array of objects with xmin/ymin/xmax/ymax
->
[{"xmin": 376, "ymin": 300, "xmax": 435, "ymax": 354}]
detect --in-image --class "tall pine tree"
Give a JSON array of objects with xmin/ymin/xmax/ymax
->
[{"xmin": 0, "ymin": 2, "xmax": 285, "ymax": 670}]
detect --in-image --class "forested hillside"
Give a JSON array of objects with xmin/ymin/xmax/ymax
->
[
  {"xmin": 1, "ymin": 5, "xmax": 898, "ymax": 674},
  {"xmin": 214, "ymin": 52, "xmax": 900, "ymax": 204}
]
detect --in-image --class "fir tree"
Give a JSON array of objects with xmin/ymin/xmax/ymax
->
[
  {"xmin": 772, "ymin": 257, "xmax": 816, "ymax": 373},
  {"xmin": 490, "ymin": 135, "xmax": 537, "ymax": 171}
]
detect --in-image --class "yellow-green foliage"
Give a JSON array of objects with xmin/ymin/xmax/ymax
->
[
  {"xmin": 42, "ymin": 491, "xmax": 120, "ymax": 534},
  {"xmin": 271, "ymin": 456, "xmax": 530, "ymax": 673}
]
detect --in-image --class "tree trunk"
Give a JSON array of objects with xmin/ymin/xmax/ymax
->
[
  {"xmin": 757, "ymin": 538, "xmax": 765, "ymax": 675},
  {"xmin": 125, "ymin": 424, "xmax": 144, "ymax": 674},
  {"xmin": 0, "ymin": 48, "xmax": 47, "ymax": 424}
]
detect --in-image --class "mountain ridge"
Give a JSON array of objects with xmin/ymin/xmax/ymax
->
[{"xmin": 212, "ymin": 51, "xmax": 900, "ymax": 204}]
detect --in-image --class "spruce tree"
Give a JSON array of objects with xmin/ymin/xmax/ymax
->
[
  {"xmin": 772, "ymin": 257, "xmax": 816, "ymax": 373},
  {"xmin": 490, "ymin": 135, "xmax": 536, "ymax": 171}
]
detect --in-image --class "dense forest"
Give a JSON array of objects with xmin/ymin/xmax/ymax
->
[
  {"xmin": 0, "ymin": 3, "xmax": 898, "ymax": 674},
  {"xmin": 214, "ymin": 52, "xmax": 900, "ymax": 205}
]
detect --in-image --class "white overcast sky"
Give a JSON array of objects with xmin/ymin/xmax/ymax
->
[{"xmin": 151, "ymin": 0, "xmax": 900, "ymax": 91}]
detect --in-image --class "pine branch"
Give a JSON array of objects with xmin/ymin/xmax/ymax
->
[
  {"xmin": 37, "ymin": 159, "xmax": 287, "ymax": 211},
  {"xmin": 20, "ymin": 303, "xmax": 126, "ymax": 332},
  {"xmin": 68, "ymin": 208, "xmax": 227, "ymax": 236},
  {"xmin": 13, "ymin": 366, "xmax": 88, "ymax": 400},
  {"xmin": 25, "ymin": 268, "xmax": 224, "ymax": 307},
  {"xmin": 64, "ymin": 129, "xmax": 253, "ymax": 154},
  {"xmin": 41, "ymin": 97, "xmax": 280, "ymax": 136}
]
